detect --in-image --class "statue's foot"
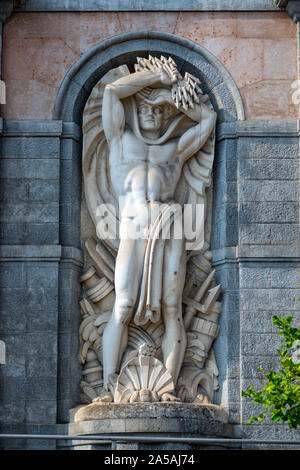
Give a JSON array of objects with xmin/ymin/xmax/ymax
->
[
  {"xmin": 92, "ymin": 390, "xmax": 113, "ymax": 403},
  {"xmin": 176, "ymin": 385, "xmax": 189, "ymax": 402},
  {"xmin": 161, "ymin": 392, "xmax": 181, "ymax": 402}
]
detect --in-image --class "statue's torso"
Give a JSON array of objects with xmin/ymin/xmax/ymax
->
[{"xmin": 109, "ymin": 129, "xmax": 182, "ymax": 204}]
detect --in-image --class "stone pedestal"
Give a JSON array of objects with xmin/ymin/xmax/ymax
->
[{"xmin": 69, "ymin": 402, "xmax": 232, "ymax": 449}]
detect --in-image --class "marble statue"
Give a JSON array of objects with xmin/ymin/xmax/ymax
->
[{"xmin": 79, "ymin": 56, "xmax": 222, "ymax": 405}]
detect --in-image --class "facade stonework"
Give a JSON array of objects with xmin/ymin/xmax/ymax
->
[
  {"xmin": 0, "ymin": 0, "xmax": 299, "ymax": 450},
  {"xmin": 2, "ymin": 11, "xmax": 298, "ymax": 121}
]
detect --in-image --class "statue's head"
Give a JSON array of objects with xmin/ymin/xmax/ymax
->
[
  {"xmin": 135, "ymin": 87, "xmax": 178, "ymax": 139},
  {"xmin": 137, "ymin": 100, "xmax": 164, "ymax": 134}
]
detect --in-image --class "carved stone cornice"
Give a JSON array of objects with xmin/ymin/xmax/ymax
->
[
  {"xmin": 286, "ymin": 0, "xmax": 300, "ymax": 22},
  {"xmin": 273, "ymin": 0, "xmax": 289, "ymax": 6},
  {"xmin": 0, "ymin": 1, "xmax": 13, "ymax": 22},
  {"xmin": 0, "ymin": 0, "xmax": 26, "ymax": 23},
  {"xmin": 273, "ymin": 0, "xmax": 300, "ymax": 21}
]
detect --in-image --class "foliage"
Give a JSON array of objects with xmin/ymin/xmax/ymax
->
[{"xmin": 242, "ymin": 315, "xmax": 300, "ymax": 429}]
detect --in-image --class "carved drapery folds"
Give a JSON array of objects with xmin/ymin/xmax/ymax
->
[{"xmin": 79, "ymin": 55, "xmax": 222, "ymax": 406}]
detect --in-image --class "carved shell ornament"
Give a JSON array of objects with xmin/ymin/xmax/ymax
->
[{"xmin": 79, "ymin": 54, "xmax": 221, "ymax": 405}]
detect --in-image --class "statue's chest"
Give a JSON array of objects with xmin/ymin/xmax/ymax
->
[{"xmin": 122, "ymin": 132, "xmax": 176, "ymax": 165}]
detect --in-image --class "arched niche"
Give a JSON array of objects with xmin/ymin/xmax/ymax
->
[
  {"xmin": 54, "ymin": 31, "xmax": 244, "ymax": 419},
  {"xmin": 54, "ymin": 31, "xmax": 245, "ymax": 124}
]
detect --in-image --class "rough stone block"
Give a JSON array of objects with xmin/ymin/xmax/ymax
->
[
  {"xmin": 214, "ymin": 355, "xmax": 240, "ymax": 380},
  {"xmin": 0, "ymin": 180, "xmax": 28, "ymax": 201},
  {"xmin": 235, "ymin": 423, "xmax": 300, "ymax": 441},
  {"xmin": 0, "ymin": 377, "xmax": 26, "ymax": 401},
  {"xmin": 0, "ymin": 202, "xmax": 59, "ymax": 224},
  {"xmin": 217, "ymin": 378, "xmax": 241, "ymax": 404},
  {"xmin": 240, "ymin": 288, "xmax": 299, "ymax": 311},
  {"xmin": 57, "ymin": 399, "xmax": 71, "ymax": 423},
  {"xmin": 1, "ymin": 332, "xmax": 57, "ymax": 356},
  {"xmin": 26, "ymin": 264, "xmax": 58, "ymax": 288},
  {"xmin": 60, "ymin": 142, "xmax": 81, "ymax": 182},
  {"xmin": 214, "ymin": 157, "xmax": 238, "ymax": 184},
  {"xmin": 215, "ymin": 138, "xmax": 237, "ymax": 164},
  {"xmin": 59, "ymin": 79, "xmax": 89, "ymax": 124},
  {"xmin": 239, "ymin": 159, "xmax": 299, "ymax": 181},
  {"xmin": 240, "ymin": 265, "xmax": 272, "ymax": 289},
  {"xmin": 2, "ymin": 137, "xmax": 60, "ymax": 159},
  {"xmin": 226, "ymin": 182, "xmax": 238, "ymax": 203},
  {"xmin": 215, "ymin": 266, "xmax": 239, "ymax": 291},
  {"xmin": 241, "ymin": 402, "xmax": 270, "ymax": 425},
  {"xmin": 221, "ymin": 290, "xmax": 240, "ymax": 312},
  {"xmin": 59, "ymin": 202, "xmax": 73, "ymax": 225},
  {"xmin": 28, "ymin": 180, "xmax": 59, "ymax": 202},
  {"xmin": 241, "ymin": 333, "xmax": 282, "ymax": 356},
  {"xmin": 25, "ymin": 400, "xmax": 57, "ymax": 424},
  {"xmin": 26, "ymin": 356, "xmax": 57, "ymax": 378},
  {"xmin": 241, "ymin": 310, "xmax": 300, "ymax": 334},
  {"xmin": 242, "ymin": 356, "xmax": 280, "ymax": 379},
  {"xmin": 216, "ymin": 334, "xmax": 240, "ymax": 357},
  {"xmin": 227, "ymin": 403, "xmax": 241, "ymax": 425},
  {"xmin": 0, "ymin": 355, "xmax": 26, "ymax": 377},
  {"xmin": 238, "ymin": 137, "xmax": 299, "ymax": 160},
  {"xmin": 0, "ymin": 402, "xmax": 26, "ymax": 424},
  {"xmin": 26, "ymin": 287, "xmax": 58, "ymax": 311},
  {"xmin": 0, "ymin": 309, "xmax": 26, "ymax": 332},
  {"xmin": 270, "ymin": 224, "xmax": 300, "ymax": 245},
  {"xmin": 0, "ymin": 223, "xmax": 59, "ymax": 245},
  {"xmin": 208, "ymin": 82, "xmax": 238, "ymax": 122},
  {"xmin": 271, "ymin": 266, "xmax": 300, "ymax": 288},
  {"xmin": 25, "ymin": 378, "xmax": 57, "ymax": 401},
  {"xmin": 0, "ymin": 263, "xmax": 26, "ymax": 288},
  {"xmin": 0, "ymin": 159, "xmax": 60, "ymax": 180},
  {"xmin": 0, "ymin": 288, "xmax": 30, "ymax": 312},
  {"xmin": 239, "ymin": 202, "xmax": 299, "ymax": 224},
  {"xmin": 214, "ymin": 203, "xmax": 238, "ymax": 226},
  {"xmin": 239, "ymin": 224, "xmax": 272, "ymax": 245},
  {"xmin": 25, "ymin": 333, "xmax": 57, "ymax": 356},
  {"xmin": 27, "ymin": 310, "xmax": 57, "ymax": 332},
  {"xmin": 239, "ymin": 180, "xmax": 299, "ymax": 202}
]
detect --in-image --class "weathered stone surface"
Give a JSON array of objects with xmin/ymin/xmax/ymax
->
[
  {"xmin": 69, "ymin": 403, "xmax": 231, "ymax": 437},
  {"xmin": 240, "ymin": 288, "xmax": 299, "ymax": 311},
  {"xmin": 239, "ymin": 202, "xmax": 299, "ymax": 224},
  {"xmin": 2, "ymin": 137, "xmax": 60, "ymax": 158},
  {"xmin": 239, "ymin": 159, "xmax": 299, "ymax": 181},
  {"xmin": 0, "ymin": 159, "xmax": 59, "ymax": 180},
  {"xmin": 3, "ymin": 12, "xmax": 297, "ymax": 121},
  {"xmin": 25, "ymin": 400, "xmax": 57, "ymax": 424},
  {"xmin": 241, "ymin": 311, "xmax": 300, "ymax": 333},
  {"xmin": 239, "ymin": 180, "xmax": 299, "ymax": 202}
]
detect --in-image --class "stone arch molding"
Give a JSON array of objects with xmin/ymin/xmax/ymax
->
[{"xmin": 53, "ymin": 31, "xmax": 245, "ymax": 123}]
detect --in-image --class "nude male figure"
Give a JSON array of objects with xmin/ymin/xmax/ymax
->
[{"xmin": 100, "ymin": 64, "xmax": 216, "ymax": 401}]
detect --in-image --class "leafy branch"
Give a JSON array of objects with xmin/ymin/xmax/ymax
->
[{"xmin": 242, "ymin": 315, "xmax": 300, "ymax": 429}]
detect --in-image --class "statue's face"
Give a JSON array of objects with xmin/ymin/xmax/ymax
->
[{"xmin": 138, "ymin": 101, "xmax": 163, "ymax": 134}]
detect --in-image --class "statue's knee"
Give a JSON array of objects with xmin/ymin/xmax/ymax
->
[
  {"xmin": 162, "ymin": 304, "xmax": 181, "ymax": 320},
  {"xmin": 115, "ymin": 301, "xmax": 134, "ymax": 324}
]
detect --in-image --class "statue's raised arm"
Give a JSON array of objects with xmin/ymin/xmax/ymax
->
[{"xmin": 102, "ymin": 67, "xmax": 177, "ymax": 143}]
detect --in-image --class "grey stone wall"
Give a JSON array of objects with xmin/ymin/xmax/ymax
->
[
  {"xmin": 0, "ymin": 28, "xmax": 300, "ymax": 449},
  {"xmin": 212, "ymin": 122, "xmax": 300, "ymax": 440},
  {"xmin": 16, "ymin": 0, "xmax": 280, "ymax": 12},
  {"xmin": 0, "ymin": 121, "xmax": 83, "ymax": 446}
]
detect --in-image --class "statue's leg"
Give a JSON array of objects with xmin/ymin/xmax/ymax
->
[
  {"xmin": 161, "ymin": 238, "xmax": 187, "ymax": 386},
  {"xmin": 102, "ymin": 237, "xmax": 146, "ymax": 389}
]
